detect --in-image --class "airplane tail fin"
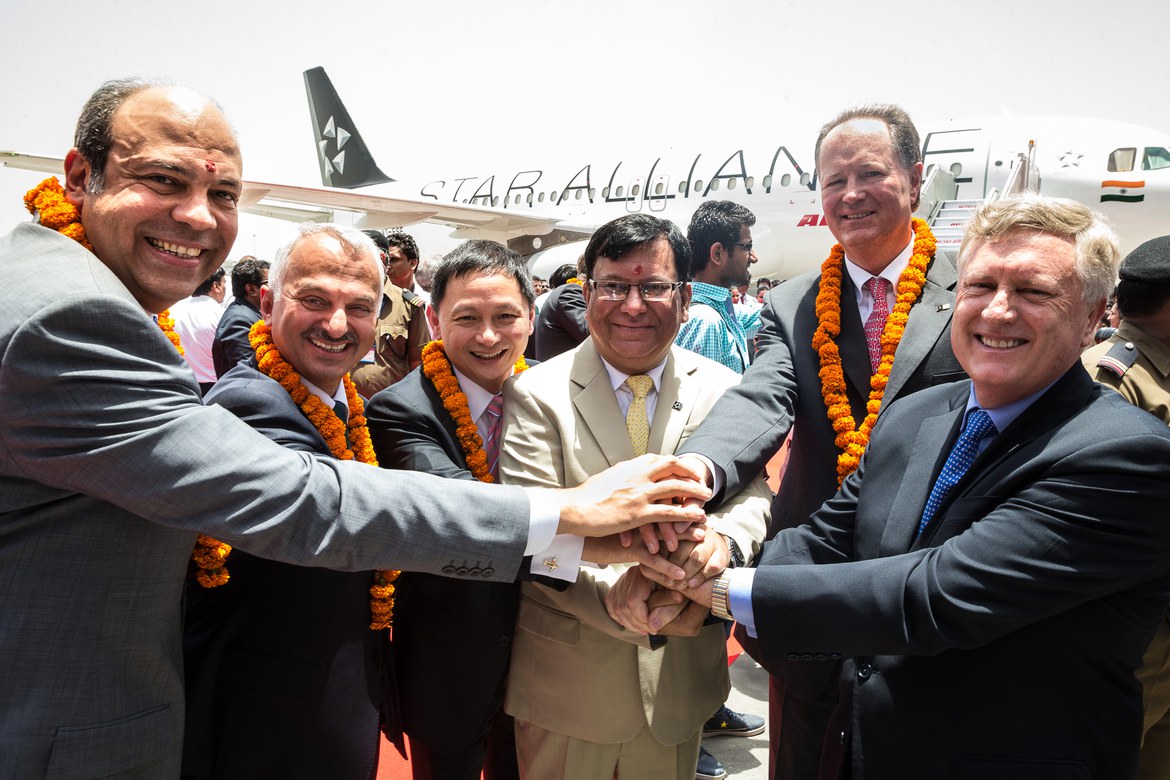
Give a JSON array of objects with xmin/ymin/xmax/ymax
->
[{"xmin": 303, "ymin": 67, "xmax": 394, "ymax": 189}]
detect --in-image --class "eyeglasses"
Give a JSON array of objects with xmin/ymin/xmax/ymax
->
[
  {"xmin": 731, "ymin": 241, "xmax": 753, "ymax": 252},
  {"xmin": 588, "ymin": 280, "xmax": 684, "ymax": 302}
]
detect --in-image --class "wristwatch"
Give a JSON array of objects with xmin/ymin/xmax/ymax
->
[
  {"xmin": 710, "ymin": 572, "xmax": 733, "ymax": 622},
  {"xmin": 719, "ymin": 533, "xmax": 745, "ymax": 568}
]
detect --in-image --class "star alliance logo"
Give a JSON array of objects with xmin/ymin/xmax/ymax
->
[
  {"xmin": 1058, "ymin": 150, "xmax": 1083, "ymax": 168},
  {"xmin": 318, "ymin": 115, "xmax": 352, "ymax": 177}
]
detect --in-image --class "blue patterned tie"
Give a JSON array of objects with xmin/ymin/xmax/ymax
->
[{"xmin": 917, "ymin": 409, "xmax": 997, "ymax": 537}]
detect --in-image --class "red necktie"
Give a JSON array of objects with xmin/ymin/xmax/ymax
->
[
  {"xmin": 863, "ymin": 276, "xmax": 891, "ymax": 373},
  {"xmin": 482, "ymin": 394, "xmax": 504, "ymax": 478}
]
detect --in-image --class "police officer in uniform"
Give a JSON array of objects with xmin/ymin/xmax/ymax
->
[
  {"xmin": 1082, "ymin": 234, "xmax": 1170, "ymax": 780},
  {"xmin": 352, "ymin": 229, "xmax": 431, "ymax": 398}
]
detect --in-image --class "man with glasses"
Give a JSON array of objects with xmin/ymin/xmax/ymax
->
[
  {"xmin": 500, "ymin": 213, "xmax": 771, "ymax": 780},
  {"xmin": 676, "ymin": 200, "xmax": 760, "ymax": 374}
]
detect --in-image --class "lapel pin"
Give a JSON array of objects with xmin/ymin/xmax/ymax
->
[
  {"xmin": 672, "ymin": 401, "xmax": 683, "ymax": 411},
  {"xmin": 936, "ymin": 303, "xmax": 951, "ymax": 312}
]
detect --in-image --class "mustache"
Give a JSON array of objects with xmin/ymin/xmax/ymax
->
[{"xmin": 304, "ymin": 328, "xmax": 357, "ymax": 345}]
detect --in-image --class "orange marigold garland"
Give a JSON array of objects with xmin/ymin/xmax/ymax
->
[
  {"xmin": 813, "ymin": 218, "xmax": 935, "ymax": 484},
  {"xmin": 420, "ymin": 340, "xmax": 528, "ymax": 484},
  {"xmin": 24, "ymin": 177, "xmax": 92, "ymax": 251}
]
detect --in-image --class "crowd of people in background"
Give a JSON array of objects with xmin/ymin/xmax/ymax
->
[{"xmin": 3, "ymin": 78, "xmax": 1170, "ymax": 780}]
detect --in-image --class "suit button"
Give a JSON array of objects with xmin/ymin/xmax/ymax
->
[
  {"xmin": 814, "ymin": 654, "xmax": 828, "ymax": 661},
  {"xmin": 482, "ymin": 567, "xmax": 494, "ymax": 577},
  {"xmin": 468, "ymin": 567, "xmax": 482, "ymax": 577},
  {"xmin": 442, "ymin": 564, "xmax": 455, "ymax": 574},
  {"xmin": 800, "ymin": 653, "xmax": 814, "ymax": 661},
  {"xmin": 456, "ymin": 567, "xmax": 469, "ymax": 576},
  {"xmin": 498, "ymin": 634, "xmax": 511, "ymax": 648},
  {"xmin": 786, "ymin": 653, "xmax": 799, "ymax": 661},
  {"xmin": 857, "ymin": 663, "xmax": 873, "ymax": 681}
]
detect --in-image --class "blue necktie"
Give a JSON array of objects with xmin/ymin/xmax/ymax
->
[{"xmin": 917, "ymin": 409, "xmax": 997, "ymax": 537}]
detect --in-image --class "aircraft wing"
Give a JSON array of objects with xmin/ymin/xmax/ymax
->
[{"xmin": 2, "ymin": 152, "xmax": 588, "ymax": 244}]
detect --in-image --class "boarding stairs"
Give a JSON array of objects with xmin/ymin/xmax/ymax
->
[{"xmin": 916, "ymin": 142, "xmax": 1037, "ymax": 259}]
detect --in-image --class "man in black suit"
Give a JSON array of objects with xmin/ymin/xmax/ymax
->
[
  {"xmin": 672, "ymin": 104, "xmax": 965, "ymax": 778},
  {"xmin": 365, "ymin": 241, "xmax": 687, "ymax": 779},
  {"xmin": 667, "ymin": 194, "xmax": 1170, "ymax": 779},
  {"xmin": 211, "ymin": 255, "xmax": 269, "ymax": 378},
  {"xmin": 534, "ymin": 262, "xmax": 588, "ymax": 360},
  {"xmin": 183, "ymin": 224, "xmax": 400, "ymax": 779}
]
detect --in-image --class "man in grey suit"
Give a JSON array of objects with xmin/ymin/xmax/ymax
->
[
  {"xmin": 668, "ymin": 194, "xmax": 1170, "ymax": 779},
  {"xmin": 0, "ymin": 78, "xmax": 707, "ymax": 778},
  {"xmin": 672, "ymin": 104, "xmax": 967, "ymax": 779}
]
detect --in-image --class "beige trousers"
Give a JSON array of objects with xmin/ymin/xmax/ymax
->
[{"xmin": 514, "ymin": 718, "xmax": 701, "ymax": 780}]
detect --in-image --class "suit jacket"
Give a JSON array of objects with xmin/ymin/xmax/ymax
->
[
  {"xmin": 0, "ymin": 224, "xmax": 529, "ymax": 778},
  {"xmin": 750, "ymin": 368, "xmax": 1170, "ymax": 779},
  {"xmin": 500, "ymin": 341, "xmax": 771, "ymax": 745},
  {"xmin": 211, "ymin": 298, "xmax": 262, "ymax": 378},
  {"xmin": 183, "ymin": 362, "xmax": 394, "ymax": 778},
  {"xmin": 365, "ymin": 368, "xmax": 521, "ymax": 754},
  {"xmin": 533, "ymin": 283, "xmax": 587, "ymax": 361}
]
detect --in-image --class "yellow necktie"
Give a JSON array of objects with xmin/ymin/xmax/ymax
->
[{"xmin": 624, "ymin": 375, "xmax": 654, "ymax": 456}]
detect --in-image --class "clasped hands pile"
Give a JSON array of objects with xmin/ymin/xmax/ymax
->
[{"xmin": 559, "ymin": 452, "xmax": 723, "ymax": 637}]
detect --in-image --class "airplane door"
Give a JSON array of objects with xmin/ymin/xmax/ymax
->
[
  {"xmin": 626, "ymin": 176, "xmax": 645, "ymax": 212},
  {"xmin": 921, "ymin": 126, "xmax": 992, "ymax": 199},
  {"xmin": 648, "ymin": 174, "xmax": 669, "ymax": 212}
]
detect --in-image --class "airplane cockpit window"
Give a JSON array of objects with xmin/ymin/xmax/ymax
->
[
  {"xmin": 1142, "ymin": 147, "xmax": 1170, "ymax": 170},
  {"xmin": 1108, "ymin": 148, "xmax": 1137, "ymax": 172}
]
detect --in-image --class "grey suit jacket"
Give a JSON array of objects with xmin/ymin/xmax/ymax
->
[
  {"xmin": 749, "ymin": 369, "xmax": 1170, "ymax": 779},
  {"xmin": 0, "ymin": 224, "xmax": 529, "ymax": 778}
]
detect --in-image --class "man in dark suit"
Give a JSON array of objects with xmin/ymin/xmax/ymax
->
[
  {"xmin": 0, "ymin": 78, "xmax": 709, "ymax": 778},
  {"xmin": 534, "ymin": 262, "xmax": 588, "ymax": 360},
  {"xmin": 669, "ymin": 194, "xmax": 1170, "ymax": 779},
  {"xmin": 674, "ymin": 104, "xmax": 965, "ymax": 778},
  {"xmin": 212, "ymin": 255, "xmax": 269, "ymax": 378},
  {"xmin": 183, "ymin": 223, "xmax": 400, "ymax": 778}
]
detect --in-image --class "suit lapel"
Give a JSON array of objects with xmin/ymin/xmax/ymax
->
[
  {"xmin": 885, "ymin": 256, "xmax": 958, "ymax": 403},
  {"xmin": 571, "ymin": 340, "xmax": 636, "ymax": 466},
  {"xmin": 887, "ymin": 404, "xmax": 963, "ymax": 553},
  {"xmin": 649, "ymin": 349, "xmax": 698, "ymax": 455}
]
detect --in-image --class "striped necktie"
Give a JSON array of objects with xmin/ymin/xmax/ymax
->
[{"xmin": 482, "ymin": 394, "xmax": 504, "ymax": 478}]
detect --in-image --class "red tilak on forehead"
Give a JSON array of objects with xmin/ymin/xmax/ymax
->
[
  {"xmin": 205, "ymin": 160, "xmax": 217, "ymax": 173},
  {"xmin": 632, "ymin": 265, "xmax": 643, "ymax": 277}
]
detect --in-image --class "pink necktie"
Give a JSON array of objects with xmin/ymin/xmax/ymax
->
[
  {"xmin": 863, "ymin": 277, "xmax": 892, "ymax": 373},
  {"xmin": 482, "ymin": 394, "xmax": 504, "ymax": 478}
]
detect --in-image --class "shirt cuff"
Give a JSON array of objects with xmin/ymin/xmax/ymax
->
[
  {"xmin": 524, "ymin": 488, "xmax": 561, "ymax": 555},
  {"xmin": 728, "ymin": 568, "xmax": 758, "ymax": 637},
  {"xmin": 528, "ymin": 534, "xmax": 585, "ymax": 582}
]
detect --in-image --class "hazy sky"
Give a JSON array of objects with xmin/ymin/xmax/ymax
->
[{"xmin": 2, "ymin": 0, "xmax": 1166, "ymax": 259}]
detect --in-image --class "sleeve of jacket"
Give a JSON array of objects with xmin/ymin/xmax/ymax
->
[{"xmin": 0, "ymin": 292, "xmax": 530, "ymax": 581}]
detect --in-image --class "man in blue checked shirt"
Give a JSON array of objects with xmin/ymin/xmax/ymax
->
[{"xmin": 676, "ymin": 201, "xmax": 760, "ymax": 374}]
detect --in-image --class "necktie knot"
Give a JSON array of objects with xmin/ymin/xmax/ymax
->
[
  {"xmin": 863, "ymin": 276, "xmax": 893, "ymax": 373},
  {"xmin": 333, "ymin": 400, "xmax": 348, "ymax": 425},
  {"xmin": 624, "ymin": 375, "xmax": 654, "ymax": 456},
  {"xmin": 917, "ymin": 409, "xmax": 998, "ymax": 537}
]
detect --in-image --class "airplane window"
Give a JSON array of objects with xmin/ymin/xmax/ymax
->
[
  {"xmin": 726, "ymin": 179, "xmax": 737, "ymax": 191},
  {"xmin": 745, "ymin": 177, "xmax": 754, "ymax": 189},
  {"xmin": 1143, "ymin": 147, "xmax": 1170, "ymax": 170},
  {"xmin": 615, "ymin": 185, "xmax": 625, "ymax": 198},
  {"xmin": 538, "ymin": 192, "xmax": 545, "ymax": 203},
  {"xmin": 551, "ymin": 191, "xmax": 559, "ymax": 202},
  {"xmin": 589, "ymin": 188, "xmax": 596, "ymax": 199},
  {"xmin": 527, "ymin": 194, "xmax": 533, "ymax": 205},
  {"xmin": 710, "ymin": 180, "xmax": 721, "ymax": 192},
  {"xmin": 781, "ymin": 174, "xmax": 791, "ymax": 187},
  {"xmin": 693, "ymin": 180, "xmax": 703, "ymax": 193},
  {"xmin": 654, "ymin": 181, "xmax": 664, "ymax": 196},
  {"xmin": 800, "ymin": 173, "xmax": 811, "ymax": 186},
  {"xmin": 602, "ymin": 187, "xmax": 610, "ymax": 198},
  {"xmin": 763, "ymin": 174, "xmax": 773, "ymax": 189},
  {"xmin": 575, "ymin": 190, "xmax": 583, "ymax": 200},
  {"xmin": 632, "ymin": 184, "xmax": 641, "ymax": 197},
  {"xmin": 493, "ymin": 197, "xmax": 500, "ymax": 207},
  {"xmin": 678, "ymin": 182, "xmax": 687, "ymax": 194},
  {"xmin": 1108, "ymin": 148, "xmax": 1137, "ymax": 172}
]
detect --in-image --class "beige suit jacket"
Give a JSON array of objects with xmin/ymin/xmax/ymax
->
[{"xmin": 501, "ymin": 340, "xmax": 770, "ymax": 745}]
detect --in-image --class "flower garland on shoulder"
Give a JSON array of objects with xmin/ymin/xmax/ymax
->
[
  {"xmin": 812, "ymin": 218, "xmax": 935, "ymax": 484},
  {"xmin": 420, "ymin": 340, "xmax": 527, "ymax": 484},
  {"xmin": 191, "ymin": 321, "xmax": 401, "ymax": 631},
  {"xmin": 24, "ymin": 177, "xmax": 185, "ymax": 354}
]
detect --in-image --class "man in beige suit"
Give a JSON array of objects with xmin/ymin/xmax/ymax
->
[{"xmin": 501, "ymin": 214, "xmax": 771, "ymax": 779}]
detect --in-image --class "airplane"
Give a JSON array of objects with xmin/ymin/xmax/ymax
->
[{"xmin": 5, "ymin": 67, "xmax": 1169, "ymax": 282}]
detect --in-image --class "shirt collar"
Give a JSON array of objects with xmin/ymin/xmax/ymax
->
[
  {"xmin": 844, "ymin": 239, "xmax": 914, "ymax": 305},
  {"xmin": 302, "ymin": 377, "xmax": 348, "ymax": 415},
  {"xmin": 599, "ymin": 355, "xmax": 668, "ymax": 395},
  {"xmin": 452, "ymin": 365, "xmax": 510, "ymax": 419},
  {"xmin": 690, "ymin": 281, "xmax": 733, "ymax": 305},
  {"xmin": 966, "ymin": 382, "xmax": 1055, "ymax": 433}
]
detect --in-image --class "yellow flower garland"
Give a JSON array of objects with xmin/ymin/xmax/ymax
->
[
  {"xmin": 812, "ymin": 218, "xmax": 935, "ymax": 484},
  {"xmin": 420, "ymin": 340, "xmax": 527, "ymax": 483}
]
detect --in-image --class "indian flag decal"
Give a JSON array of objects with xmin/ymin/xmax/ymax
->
[{"xmin": 1101, "ymin": 180, "xmax": 1145, "ymax": 203}]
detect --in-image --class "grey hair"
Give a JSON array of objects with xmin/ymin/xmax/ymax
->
[{"xmin": 268, "ymin": 223, "xmax": 385, "ymax": 298}]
